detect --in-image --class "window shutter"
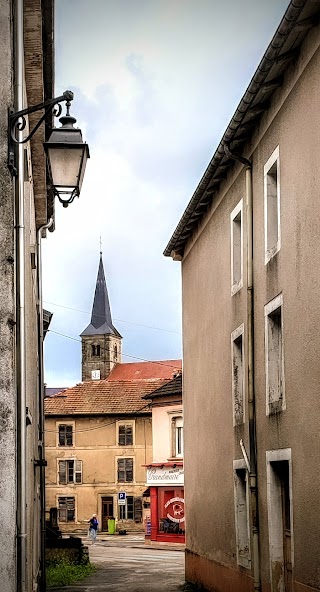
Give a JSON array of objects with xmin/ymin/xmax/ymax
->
[
  {"xmin": 66, "ymin": 425, "xmax": 73, "ymax": 446},
  {"xmin": 119, "ymin": 425, "xmax": 126, "ymax": 446},
  {"xmin": 118, "ymin": 459, "xmax": 125, "ymax": 482},
  {"xmin": 134, "ymin": 497, "xmax": 142, "ymax": 523},
  {"xmin": 126, "ymin": 425, "xmax": 133, "ymax": 445},
  {"xmin": 75, "ymin": 460, "xmax": 82, "ymax": 484},
  {"xmin": 58, "ymin": 425, "xmax": 65, "ymax": 446},
  {"xmin": 126, "ymin": 458, "xmax": 133, "ymax": 482},
  {"xmin": 58, "ymin": 460, "xmax": 67, "ymax": 484}
]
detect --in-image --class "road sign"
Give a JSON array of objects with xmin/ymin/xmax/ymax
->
[{"xmin": 118, "ymin": 492, "xmax": 126, "ymax": 506}]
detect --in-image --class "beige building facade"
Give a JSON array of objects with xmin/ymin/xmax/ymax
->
[
  {"xmin": 45, "ymin": 402, "xmax": 153, "ymax": 533},
  {"xmin": 165, "ymin": 2, "xmax": 320, "ymax": 592}
]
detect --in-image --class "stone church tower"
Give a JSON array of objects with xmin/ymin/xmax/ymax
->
[{"xmin": 81, "ymin": 254, "xmax": 122, "ymax": 381}]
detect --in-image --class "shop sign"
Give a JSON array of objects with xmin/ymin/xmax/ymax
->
[
  {"xmin": 164, "ymin": 496, "xmax": 185, "ymax": 523},
  {"xmin": 146, "ymin": 466, "xmax": 184, "ymax": 485}
]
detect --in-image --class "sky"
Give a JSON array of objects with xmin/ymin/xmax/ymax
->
[{"xmin": 43, "ymin": 0, "xmax": 289, "ymax": 387}]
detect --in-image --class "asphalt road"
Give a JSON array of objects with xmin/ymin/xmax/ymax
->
[{"xmin": 50, "ymin": 536, "xmax": 186, "ymax": 592}]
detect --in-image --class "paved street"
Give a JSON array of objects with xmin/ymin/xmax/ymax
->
[{"xmin": 50, "ymin": 535, "xmax": 186, "ymax": 592}]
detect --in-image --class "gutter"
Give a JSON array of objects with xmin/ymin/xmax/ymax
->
[
  {"xmin": 164, "ymin": 0, "xmax": 307, "ymax": 257},
  {"xmin": 15, "ymin": 1, "xmax": 27, "ymax": 591},
  {"xmin": 37, "ymin": 218, "xmax": 53, "ymax": 592}
]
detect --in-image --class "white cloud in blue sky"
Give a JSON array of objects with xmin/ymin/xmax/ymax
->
[{"xmin": 43, "ymin": 0, "xmax": 289, "ymax": 386}]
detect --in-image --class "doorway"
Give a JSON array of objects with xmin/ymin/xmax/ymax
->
[
  {"xmin": 101, "ymin": 496, "xmax": 114, "ymax": 532},
  {"xmin": 267, "ymin": 450, "xmax": 293, "ymax": 592}
]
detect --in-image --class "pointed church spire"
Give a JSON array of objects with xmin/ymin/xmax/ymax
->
[{"xmin": 81, "ymin": 255, "xmax": 121, "ymax": 337}]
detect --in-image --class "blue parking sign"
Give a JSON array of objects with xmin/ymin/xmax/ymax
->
[{"xmin": 118, "ymin": 492, "xmax": 126, "ymax": 505}]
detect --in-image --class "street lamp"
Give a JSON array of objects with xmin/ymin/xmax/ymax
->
[{"xmin": 9, "ymin": 90, "xmax": 90, "ymax": 207}]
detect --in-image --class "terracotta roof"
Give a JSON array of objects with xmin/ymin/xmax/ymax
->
[
  {"xmin": 142, "ymin": 373, "xmax": 182, "ymax": 400},
  {"xmin": 44, "ymin": 378, "xmax": 170, "ymax": 416},
  {"xmin": 107, "ymin": 360, "xmax": 182, "ymax": 381}
]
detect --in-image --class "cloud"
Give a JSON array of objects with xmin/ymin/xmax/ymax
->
[{"xmin": 44, "ymin": 0, "xmax": 288, "ymax": 385}]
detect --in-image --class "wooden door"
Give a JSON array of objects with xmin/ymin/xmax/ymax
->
[{"xmin": 101, "ymin": 496, "xmax": 114, "ymax": 531}]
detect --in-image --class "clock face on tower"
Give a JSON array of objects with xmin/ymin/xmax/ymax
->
[{"xmin": 92, "ymin": 370, "xmax": 100, "ymax": 380}]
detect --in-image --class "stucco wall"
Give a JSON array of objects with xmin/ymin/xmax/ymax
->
[
  {"xmin": 45, "ymin": 415, "xmax": 152, "ymax": 532},
  {"xmin": 0, "ymin": 2, "xmax": 16, "ymax": 591},
  {"xmin": 152, "ymin": 404, "xmax": 183, "ymax": 462},
  {"xmin": 182, "ymin": 26, "xmax": 320, "ymax": 592}
]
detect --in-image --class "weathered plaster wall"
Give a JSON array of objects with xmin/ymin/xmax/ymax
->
[
  {"xmin": 182, "ymin": 25, "xmax": 320, "ymax": 592},
  {"xmin": 45, "ymin": 415, "xmax": 152, "ymax": 532},
  {"xmin": 0, "ymin": 2, "xmax": 16, "ymax": 591},
  {"xmin": 152, "ymin": 405, "xmax": 182, "ymax": 462}
]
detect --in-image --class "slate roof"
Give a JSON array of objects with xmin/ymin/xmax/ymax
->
[
  {"xmin": 142, "ymin": 373, "xmax": 182, "ymax": 400},
  {"xmin": 107, "ymin": 360, "xmax": 182, "ymax": 381},
  {"xmin": 81, "ymin": 255, "xmax": 121, "ymax": 337},
  {"xmin": 44, "ymin": 378, "xmax": 169, "ymax": 416},
  {"xmin": 45, "ymin": 387, "xmax": 66, "ymax": 398},
  {"xmin": 164, "ymin": 0, "xmax": 320, "ymax": 257}
]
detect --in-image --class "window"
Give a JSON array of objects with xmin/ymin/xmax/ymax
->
[
  {"xmin": 266, "ymin": 449, "xmax": 293, "ymax": 591},
  {"xmin": 233, "ymin": 460, "xmax": 251, "ymax": 569},
  {"xmin": 171, "ymin": 415, "xmax": 183, "ymax": 457},
  {"xmin": 264, "ymin": 146, "xmax": 280, "ymax": 263},
  {"xmin": 118, "ymin": 424, "xmax": 133, "ymax": 446},
  {"xmin": 117, "ymin": 458, "xmax": 133, "ymax": 482},
  {"xmin": 58, "ymin": 460, "xmax": 82, "ymax": 484},
  {"xmin": 58, "ymin": 424, "xmax": 73, "ymax": 446},
  {"xmin": 92, "ymin": 344, "xmax": 101, "ymax": 357},
  {"xmin": 265, "ymin": 294, "xmax": 285, "ymax": 415},
  {"xmin": 58, "ymin": 496, "xmax": 75, "ymax": 522},
  {"xmin": 114, "ymin": 344, "xmax": 118, "ymax": 360},
  {"xmin": 119, "ymin": 497, "xmax": 142, "ymax": 522},
  {"xmin": 230, "ymin": 199, "xmax": 243, "ymax": 295},
  {"xmin": 175, "ymin": 417, "xmax": 183, "ymax": 457},
  {"xmin": 231, "ymin": 324, "xmax": 245, "ymax": 426}
]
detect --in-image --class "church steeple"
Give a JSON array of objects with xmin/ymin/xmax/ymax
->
[{"xmin": 80, "ymin": 254, "xmax": 122, "ymax": 381}]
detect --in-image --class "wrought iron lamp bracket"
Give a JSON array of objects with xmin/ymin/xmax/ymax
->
[{"xmin": 8, "ymin": 90, "xmax": 74, "ymax": 175}]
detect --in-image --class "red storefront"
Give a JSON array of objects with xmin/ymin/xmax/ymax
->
[{"xmin": 146, "ymin": 462, "xmax": 185, "ymax": 544}]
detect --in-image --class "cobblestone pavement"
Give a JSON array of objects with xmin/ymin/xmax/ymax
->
[{"xmin": 50, "ymin": 536, "xmax": 186, "ymax": 592}]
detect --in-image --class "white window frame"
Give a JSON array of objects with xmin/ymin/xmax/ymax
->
[
  {"xmin": 231, "ymin": 324, "xmax": 245, "ymax": 426},
  {"xmin": 56, "ymin": 421, "xmax": 75, "ymax": 448},
  {"xmin": 266, "ymin": 449, "xmax": 294, "ymax": 590},
  {"xmin": 264, "ymin": 146, "xmax": 281, "ymax": 264},
  {"xmin": 233, "ymin": 459, "xmax": 251, "ymax": 569},
  {"xmin": 230, "ymin": 199, "xmax": 244, "ymax": 295},
  {"xmin": 175, "ymin": 416, "xmax": 183, "ymax": 458},
  {"xmin": 265, "ymin": 294, "xmax": 285, "ymax": 415}
]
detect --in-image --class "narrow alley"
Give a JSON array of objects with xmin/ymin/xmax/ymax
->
[{"xmin": 50, "ymin": 535, "xmax": 186, "ymax": 592}]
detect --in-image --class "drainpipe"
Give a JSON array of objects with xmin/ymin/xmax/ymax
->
[
  {"xmin": 224, "ymin": 145, "xmax": 261, "ymax": 592},
  {"xmin": 14, "ymin": 0, "xmax": 27, "ymax": 591},
  {"xmin": 37, "ymin": 218, "xmax": 53, "ymax": 592}
]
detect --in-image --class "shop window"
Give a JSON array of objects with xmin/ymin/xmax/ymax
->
[
  {"xmin": 58, "ymin": 459, "xmax": 82, "ymax": 484},
  {"xmin": 117, "ymin": 458, "xmax": 133, "ymax": 482},
  {"xmin": 58, "ymin": 496, "xmax": 75, "ymax": 522},
  {"xmin": 118, "ymin": 424, "xmax": 133, "ymax": 446},
  {"xmin": 58, "ymin": 424, "xmax": 73, "ymax": 446}
]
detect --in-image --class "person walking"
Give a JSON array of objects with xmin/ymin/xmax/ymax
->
[{"xmin": 88, "ymin": 513, "xmax": 99, "ymax": 545}]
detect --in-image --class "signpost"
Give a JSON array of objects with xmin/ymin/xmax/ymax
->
[{"xmin": 118, "ymin": 492, "xmax": 126, "ymax": 506}]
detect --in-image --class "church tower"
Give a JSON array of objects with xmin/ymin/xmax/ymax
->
[{"xmin": 81, "ymin": 254, "xmax": 122, "ymax": 381}]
